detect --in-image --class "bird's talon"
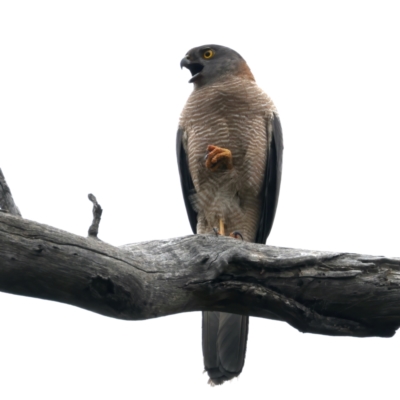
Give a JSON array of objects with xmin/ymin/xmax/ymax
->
[
  {"xmin": 205, "ymin": 145, "xmax": 233, "ymax": 171},
  {"xmin": 230, "ymin": 231, "xmax": 243, "ymax": 240}
]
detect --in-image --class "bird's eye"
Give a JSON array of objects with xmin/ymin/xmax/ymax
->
[{"xmin": 203, "ymin": 49, "xmax": 215, "ymax": 59}]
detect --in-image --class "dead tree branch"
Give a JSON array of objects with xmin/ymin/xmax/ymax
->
[{"xmin": 1, "ymin": 212, "xmax": 399, "ymax": 338}]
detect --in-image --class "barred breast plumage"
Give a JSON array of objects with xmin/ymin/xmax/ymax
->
[{"xmin": 180, "ymin": 76, "xmax": 276, "ymax": 241}]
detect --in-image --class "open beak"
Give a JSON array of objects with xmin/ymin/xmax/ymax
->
[{"xmin": 180, "ymin": 57, "xmax": 204, "ymax": 83}]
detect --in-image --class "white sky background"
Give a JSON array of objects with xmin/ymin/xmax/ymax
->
[{"xmin": 1, "ymin": 1, "xmax": 400, "ymax": 398}]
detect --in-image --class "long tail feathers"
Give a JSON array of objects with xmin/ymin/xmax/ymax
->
[{"xmin": 202, "ymin": 311, "xmax": 249, "ymax": 385}]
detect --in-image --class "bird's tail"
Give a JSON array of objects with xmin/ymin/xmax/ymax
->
[{"xmin": 202, "ymin": 311, "xmax": 249, "ymax": 385}]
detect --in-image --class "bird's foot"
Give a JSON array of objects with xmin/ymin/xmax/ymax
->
[
  {"xmin": 229, "ymin": 231, "xmax": 243, "ymax": 240},
  {"xmin": 205, "ymin": 145, "xmax": 233, "ymax": 171}
]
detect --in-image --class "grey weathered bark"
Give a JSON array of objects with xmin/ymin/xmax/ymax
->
[
  {"xmin": 87, "ymin": 193, "xmax": 103, "ymax": 240},
  {"xmin": 1, "ymin": 211, "xmax": 399, "ymax": 339},
  {"xmin": 0, "ymin": 168, "xmax": 21, "ymax": 217}
]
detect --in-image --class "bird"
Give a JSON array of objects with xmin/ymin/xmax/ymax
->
[{"xmin": 176, "ymin": 44, "xmax": 283, "ymax": 385}]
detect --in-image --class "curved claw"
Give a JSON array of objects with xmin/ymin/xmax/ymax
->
[{"xmin": 229, "ymin": 231, "xmax": 243, "ymax": 240}]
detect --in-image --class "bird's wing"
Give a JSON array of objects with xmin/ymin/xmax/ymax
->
[
  {"xmin": 255, "ymin": 112, "xmax": 283, "ymax": 244},
  {"xmin": 176, "ymin": 126, "xmax": 198, "ymax": 233}
]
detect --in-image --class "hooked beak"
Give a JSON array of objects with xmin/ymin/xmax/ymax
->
[{"xmin": 180, "ymin": 56, "xmax": 204, "ymax": 83}]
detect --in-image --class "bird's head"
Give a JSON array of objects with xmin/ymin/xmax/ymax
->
[{"xmin": 180, "ymin": 44, "xmax": 254, "ymax": 88}]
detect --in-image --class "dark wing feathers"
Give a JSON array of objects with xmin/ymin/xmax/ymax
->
[
  {"xmin": 176, "ymin": 127, "xmax": 197, "ymax": 233},
  {"xmin": 255, "ymin": 112, "xmax": 283, "ymax": 244}
]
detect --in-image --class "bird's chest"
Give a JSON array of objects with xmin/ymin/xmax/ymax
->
[
  {"xmin": 180, "ymin": 82, "xmax": 270, "ymax": 201},
  {"xmin": 184, "ymin": 95, "xmax": 262, "ymax": 170}
]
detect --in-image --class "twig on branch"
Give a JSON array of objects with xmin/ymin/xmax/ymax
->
[
  {"xmin": 0, "ymin": 168, "xmax": 22, "ymax": 217},
  {"xmin": 1, "ymin": 212, "xmax": 399, "ymax": 339},
  {"xmin": 88, "ymin": 193, "xmax": 102, "ymax": 240}
]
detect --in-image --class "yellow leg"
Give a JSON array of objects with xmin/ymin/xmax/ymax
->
[{"xmin": 219, "ymin": 219, "xmax": 225, "ymax": 236}]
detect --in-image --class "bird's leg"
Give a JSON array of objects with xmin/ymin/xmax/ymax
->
[
  {"xmin": 219, "ymin": 219, "xmax": 225, "ymax": 236},
  {"xmin": 204, "ymin": 144, "xmax": 231, "ymax": 236},
  {"xmin": 212, "ymin": 219, "xmax": 225, "ymax": 236},
  {"xmin": 205, "ymin": 145, "xmax": 233, "ymax": 172}
]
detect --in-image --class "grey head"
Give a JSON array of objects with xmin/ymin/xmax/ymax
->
[{"xmin": 180, "ymin": 44, "xmax": 254, "ymax": 88}]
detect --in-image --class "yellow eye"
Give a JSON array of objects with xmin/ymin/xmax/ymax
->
[{"xmin": 203, "ymin": 49, "xmax": 215, "ymax": 59}]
